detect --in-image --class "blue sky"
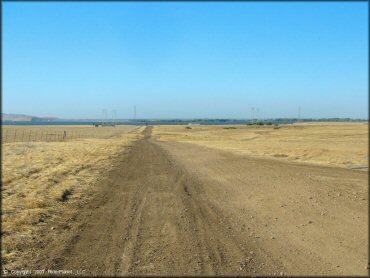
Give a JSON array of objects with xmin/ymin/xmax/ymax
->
[{"xmin": 3, "ymin": 2, "xmax": 368, "ymax": 119}]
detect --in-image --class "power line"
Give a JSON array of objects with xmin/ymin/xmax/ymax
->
[
  {"xmin": 112, "ymin": 109, "xmax": 116, "ymax": 125},
  {"xmin": 102, "ymin": 109, "xmax": 107, "ymax": 125},
  {"xmin": 251, "ymin": 107, "xmax": 255, "ymax": 124}
]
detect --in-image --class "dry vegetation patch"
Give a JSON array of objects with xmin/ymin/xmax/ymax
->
[
  {"xmin": 1, "ymin": 126, "xmax": 143, "ymax": 268},
  {"xmin": 153, "ymin": 123, "xmax": 368, "ymax": 168}
]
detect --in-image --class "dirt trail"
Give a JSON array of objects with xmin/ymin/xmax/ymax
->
[{"xmin": 32, "ymin": 126, "xmax": 367, "ymax": 276}]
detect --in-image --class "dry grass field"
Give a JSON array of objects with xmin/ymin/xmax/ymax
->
[
  {"xmin": 1, "ymin": 124, "xmax": 368, "ymax": 275},
  {"xmin": 1, "ymin": 125, "xmax": 144, "ymax": 268},
  {"xmin": 153, "ymin": 123, "xmax": 368, "ymax": 169}
]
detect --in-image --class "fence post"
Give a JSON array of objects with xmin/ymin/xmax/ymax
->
[
  {"xmin": 13, "ymin": 130, "xmax": 17, "ymax": 142},
  {"xmin": 28, "ymin": 130, "xmax": 31, "ymax": 142}
]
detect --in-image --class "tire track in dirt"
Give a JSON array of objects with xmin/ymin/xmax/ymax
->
[
  {"xmin": 39, "ymin": 126, "xmax": 262, "ymax": 276},
  {"xmin": 121, "ymin": 188, "xmax": 148, "ymax": 275},
  {"xmin": 156, "ymin": 138, "xmax": 368, "ymax": 276},
  {"xmin": 117, "ymin": 127, "xmax": 254, "ymax": 275}
]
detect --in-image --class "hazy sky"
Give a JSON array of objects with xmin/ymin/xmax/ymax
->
[{"xmin": 3, "ymin": 2, "xmax": 368, "ymax": 119}]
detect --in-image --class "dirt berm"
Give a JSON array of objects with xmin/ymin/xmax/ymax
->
[{"xmin": 27, "ymin": 126, "xmax": 368, "ymax": 276}]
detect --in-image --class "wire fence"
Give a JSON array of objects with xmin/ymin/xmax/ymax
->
[
  {"xmin": 2, "ymin": 126, "xmax": 140, "ymax": 143},
  {"xmin": 1, "ymin": 129, "xmax": 91, "ymax": 143}
]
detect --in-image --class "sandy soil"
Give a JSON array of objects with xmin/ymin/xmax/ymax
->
[{"xmin": 4, "ymin": 126, "xmax": 367, "ymax": 276}]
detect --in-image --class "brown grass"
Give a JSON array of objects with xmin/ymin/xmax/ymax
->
[
  {"xmin": 153, "ymin": 123, "xmax": 368, "ymax": 169},
  {"xmin": 1, "ymin": 126, "xmax": 144, "ymax": 267}
]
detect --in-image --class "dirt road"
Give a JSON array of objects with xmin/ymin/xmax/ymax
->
[{"xmin": 30, "ymin": 126, "xmax": 368, "ymax": 276}]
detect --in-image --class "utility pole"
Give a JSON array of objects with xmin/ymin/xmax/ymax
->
[
  {"xmin": 298, "ymin": 106, "xmax": 301, "ymax": 123},
  {"xmin": 102, "ymin": 109, "xmax": 107, "ymax": 125},
  {"xmin": 133, "ymin": 105, "xmax": 136, "ymax": 121},
  {"xmin": 112, "ymin": 109, "xmax": 116, "ymax": 125},
  {"xmin": 251, "ymin": 107, "xmax": 255, "ymax": 124}
]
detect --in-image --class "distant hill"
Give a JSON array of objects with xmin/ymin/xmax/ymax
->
[{"xmin": 2, "ymin": 113, "xmax": 59, "ymax": 122}]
